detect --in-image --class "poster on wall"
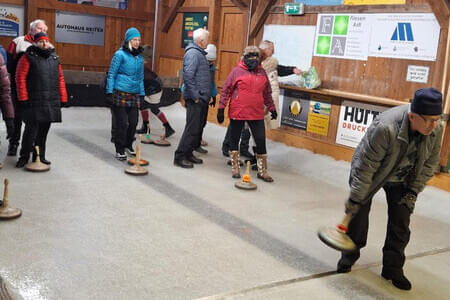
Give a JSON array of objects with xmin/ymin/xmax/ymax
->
[
  {"xmin": 368, "ymin": 14, "xmax": 440, "ymax": 61},
  {"xmin": 306, "ymin": 100, "xmax": 331, "ymax": 136},
  {"xmin": 280, "ymin": 89, "xmax": 310, "ymax": 130},
  {"xmin": 58, "ymin": 0, "xmax": 128, "ymax": 10},
  {"xmin": 0, "ymin": 4, "xmax": 24, "ymax": 37},
  {"xmin": 344, "ymin": 0, "xmax": 404, "ymax": 4},
  {"xmin": 181, "ymin": 13, "xmax": 208, "ymax": 48},
  {"xmin": 55, "ymin": 11, "xmax": 105, "ymax": 46},
  {"xmin": 314, "ymin": 14, "xmax": 371, "ymax": 61},
  {"xmin": 335, "ymin": 100, "xmax": 387, "ymax": 148}
]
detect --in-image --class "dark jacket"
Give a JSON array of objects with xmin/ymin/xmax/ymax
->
[
  {"xmin": 144, "ymin": 62, "xmax": 162, "ymax": 96},
  {"xmin": 219, "ymin": 60, "xmax": 274, "ymax": 120},
  {"xmin": 349, "ymin": 105, "xmax": 442, "ymax": 204},
  {"xmin": 182, "ymin": 42, "xmax": 211, "ymax": 103},
  {"xmin": 15, "ymin": 46, "xmax": 67, "ymax": 123},
  {"xmin": 0, "ymin": 54, "xmax": 14, "ymax": 119}
]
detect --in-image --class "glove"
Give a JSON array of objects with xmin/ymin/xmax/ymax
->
[
  {"xmin": 399, "ymin": 190, "xmax": 417, "ymax": 214},
  {"xmin": 345, "ymin": 198, "xmax": 361, "ymax": 215},
  {"xmin": 270, "ymin": 110, "xmax": 277, "ymax": 120},
  {"xmin": 217, "ymin": 108, "xmax": 224, "ymax": 124},
  {"xmin": 209, "ymin": 96, "xmax": 216, "ymax": 107},
  {"xmin": 5, "ymin": 118, "xmax": 14, "ymax": 139},
  {"xmin": 105, "ymin": 94, "xmax": 113, "ymax": 107}
]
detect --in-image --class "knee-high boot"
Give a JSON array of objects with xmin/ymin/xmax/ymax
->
[
  {"xmin": 229, "ymin": 150, "xmax": 241, "ymax": 179},
  {"xmin": 256, "ymin": 154, "xmax": 273, "ymax": 182}
]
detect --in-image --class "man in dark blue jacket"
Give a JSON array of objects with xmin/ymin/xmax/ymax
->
[{"xmin": 174, "ymin": 28, "xmax": 211, "ymax": 168}]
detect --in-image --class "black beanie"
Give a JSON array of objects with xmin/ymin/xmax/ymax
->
[{"xmin": 411, "ymin": 88, "xmax": 442, "ymax": 116}]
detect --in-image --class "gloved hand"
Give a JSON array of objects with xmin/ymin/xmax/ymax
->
[
  {"xmin": 270, "ymin": 110, "xmax": 277, "ymax": 120},
  {"xmin": 345, "ymin": 198, "xmax": 361, "ymax": 215},
  {"xmin": 399, "ymin": 189, "xmax": 417, "ymax": 214},
  {"xmin": 217, "ymin": 108, "xmax": 224, "ymax": 124},
  {"xmin": 105, "ymin": 94, "xmax": 113, "ymax": 107},
  {"xmin": 5, "ymin": 118, "xmax": 14, "ymax": 139},
  {"xmin": 209, "ymin": 96, "xmax": 216, "ymax": 107}
]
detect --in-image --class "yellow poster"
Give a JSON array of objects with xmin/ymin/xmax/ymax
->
[
  {"xmin": 344, "ymin": 0, "xmax": 405, "ymax": 4},
  {"xmin": 306, "ymin": 101, "xmax": 331, "ymax": 136}
]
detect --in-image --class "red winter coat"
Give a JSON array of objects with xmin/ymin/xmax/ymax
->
[
  {"xmin": 219, "ymin": 60, "xmax": 274, "ymax": 120},
  {"xmin": 0, "ymin": 55, "xmax": 14, "ymax": 119}
]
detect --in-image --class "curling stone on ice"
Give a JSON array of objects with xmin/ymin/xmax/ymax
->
[
  {"xmin": 128, "ymin": 135, "xmax": 149, "ymax": 166},
  {"xmin": 25, "ymin": 146, "xmax": 50, "ymax": 172},
  {"xmin": 235, "ymin": 161, "xmax": 257, "ymax": 190},
  {"xmin": 317, "ymin": 213, "xmax": 356, "ymax": 252},
  {"xmin": 125, "ymin": 135, "xmax": 148, "ymax": 176},
  {"xmin": 0, "ymin": 179, "xmax": 22, "ymax": 220},
  {"xmin": 153, "ymin": 131, "xmax": 170, "ymax": 146},
  {"xmin": 141, "ymin": 127, "xmax": 154, "ymax": 144}
]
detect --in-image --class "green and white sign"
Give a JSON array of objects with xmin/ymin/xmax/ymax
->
[
  {"xmin": 314, "ymin": 14, "xmax": 371, "ymax": 60},
  {"xmin": 284, "ymin": 3, "xmax": 304, "ymax": 15}
]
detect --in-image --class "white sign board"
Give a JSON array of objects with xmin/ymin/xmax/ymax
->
[
  {"xmin": 368, "ymin": 13, "xmax": 440, "ymax": 61},
  {"xmin": 406, "ymin": 65, "xmax": 429, "ymax": 83},
  {"xmin": 0, "ymin": 4, "xmax": 24, "ymax": 37},
  {"xmin": 336, "ymin": 100, "xmax": 388, "ymax": 148},
  {"xmin": 314, "ymin": 14, "xmax": 371, "ymax": 61},
  {"xmin": 55, "ymin": 11, "xmax": 105, "ymax": 46}
]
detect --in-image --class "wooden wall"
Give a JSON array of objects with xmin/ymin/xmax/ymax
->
[{"xmin": 1, "ymin": 0, "xmax": 155, "ymax": 72}]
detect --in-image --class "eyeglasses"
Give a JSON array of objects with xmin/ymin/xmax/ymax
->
[{"xmin": 417, "ymin": 114, "xmax": 441, "ymax": 124}]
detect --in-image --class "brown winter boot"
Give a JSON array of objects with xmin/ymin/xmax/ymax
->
[
  {"xmin": 256, "ymin": 154, "xmax": 273, "ymax": 182},
  {"xmin": 229, "ymin": 150, "xmax": 241, "ymax": 178}
]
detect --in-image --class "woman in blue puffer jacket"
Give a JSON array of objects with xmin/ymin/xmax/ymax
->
[{"xmin": 106, "ymin": 27, "xmax": 145, "ymax": 160}]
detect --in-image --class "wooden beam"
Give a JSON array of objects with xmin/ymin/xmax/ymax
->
[
  {"xmin": 427, "ymin": 0, "xmax": 450, "ymax": 28},
  {"xmin": 249, "ymin": 0, "xmax": 276, "ymax": 39},
  {"xmin": 229, "ymin": 0, "xmax": 249, "ymax": 10},
  {"xmin": 162, "ymin": 0, "xmax": 185, "ymax": 33}
]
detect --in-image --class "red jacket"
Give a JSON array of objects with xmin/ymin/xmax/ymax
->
[{"xmin": 219, "ymin": 60, "xmax": 274, "ymax": 120}]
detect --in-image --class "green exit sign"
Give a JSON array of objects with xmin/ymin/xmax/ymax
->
[{"xmin": 284, "ymin": 3, "xmax": 304, "ymax": 15}]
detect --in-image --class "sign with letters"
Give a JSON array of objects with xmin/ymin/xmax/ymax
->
[
  {"xmin": 0, "ymin": 4, "xmax": 24, "ymax": 37},
  {"xmin": 406, "ymin": 65, "xmax": 429, "ymax": 83},
  {"xmin": 55, "ymin": 11, "xmax": 105, "ymax": 46}
]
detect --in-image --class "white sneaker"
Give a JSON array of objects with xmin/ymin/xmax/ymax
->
[{"xmin": 115, "ymin": 152, "xmax": 127, "ymax": 160}]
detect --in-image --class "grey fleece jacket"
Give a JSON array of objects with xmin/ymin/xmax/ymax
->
[{"xmin": 182, "ymin": 42, "xmax": 211, "ymax": 103}]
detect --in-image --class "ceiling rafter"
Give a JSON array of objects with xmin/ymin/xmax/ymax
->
[
  {"xmin": 249, "ymin": 0, "xmax": 277, "ymax": 39},
  {"xmin": 162, "ymin": 0, "xmax": 185, "ymax": 33}
]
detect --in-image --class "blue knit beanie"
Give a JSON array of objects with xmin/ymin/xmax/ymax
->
[
  {"xmin": 125, "ymin": 27, "xmax": 141, "ymax": 42},
  {"xmin": 411, "ymin": 88, "xmax": 442, "ymax": 116}
]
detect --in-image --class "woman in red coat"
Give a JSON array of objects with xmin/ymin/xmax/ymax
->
[
  {"xmin": 15, "ymin": 32, "xmax": 67, "ymax": 168},
  {"xmin": 217, "ymin": 46, "xmax": 277, "ymax": 182}
]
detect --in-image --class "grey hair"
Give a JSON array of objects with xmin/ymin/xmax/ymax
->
[
  {"xmin": 193, "ymin": 28, "xmax": 209, "ymax": 44},
  {"xmin": 30, "ymin": 19, "xmax": 46, "ymax": 31},
  {"xmin": 259, "ymin": 40, "xmax": 273, "ymax": 50}
]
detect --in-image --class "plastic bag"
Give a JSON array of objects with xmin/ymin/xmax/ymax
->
[{"xmin": 303, "ymin": 66, "xmax": 321, "ymax": 89}]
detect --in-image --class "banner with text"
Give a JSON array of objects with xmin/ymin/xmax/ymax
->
[
  {"xmin": 336, "ymin": 100, "xmax": 387, "ymax": 148},
  {"xmin": 0, "ymin": 4, "xmax": 24, "ymax": 37},
  {"xmin": 55, "ymin": 11, "xmax": 105, "ymax": 46},
  {"xmin": 58, "ymin": 0, "xmax": 128, "ymax": 10},
  {"xmin": 306, "ymin": 100, "xmax": 331, "ymax": 136},
  {"xmin": 280, "ymin": 89, "xmax": 310, "ymax": 130}
]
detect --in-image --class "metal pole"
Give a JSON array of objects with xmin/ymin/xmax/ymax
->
[
  {"xmin": 245, "ymin": 0, "xmax": 253, "ymax": 46},
  {"xmin": 152, "ymin": 0, "xmax": 159, "ymax": 70}
]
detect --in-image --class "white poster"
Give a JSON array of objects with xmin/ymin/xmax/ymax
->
[
  {"xmin": 336, "ymin": 100, "xmax": 388, "ymax": 148},
  {"xmin": 0, "ymin": 4, "xmax": 25, "ymax": 37},
  {"xmin": 406, "ymin": 65, "xmax": 429, "ymax": 83},
  {"xmin": 314, "ymin": 14, "xmax": 371, "ymax": 61},
  {"xmin": 55, "ymin": 11, "xmax": 105, "ymax": 46},
  {"xmin": 368, "ymin": 14, "xmax": 440, "ymax": 61}
]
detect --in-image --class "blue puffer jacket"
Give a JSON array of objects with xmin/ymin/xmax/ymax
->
[
  {"xmin": 106, "ymin": 45, "xmax": 145, "ymax": 96},
  {"xmin": 183, "ymin": 42, "xmax": 211, "ymax": 103}
]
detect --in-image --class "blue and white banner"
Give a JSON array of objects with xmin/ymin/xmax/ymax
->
[
  {"xmin": 368, "ymin": 14, "xmax": 440, "ymax": 61},
  {"xmin": 294, "ymin": 0, "xmax": 343, "ymax": 5},
  {"xmin": 55, "ymin": 11, "xmax": 105, "ymax": 46},
  {"xmin": 0, "ymin": 4, "xmax": 24, "ymax": 37}
]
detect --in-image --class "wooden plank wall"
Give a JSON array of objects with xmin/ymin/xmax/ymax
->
[{"xmin": 1, "ymin": 0, "xmax": 155, "ymax": 72}]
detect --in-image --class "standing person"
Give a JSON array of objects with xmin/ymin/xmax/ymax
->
[
  {"xmin": 136, "ymin": 45, "xmax": 175, "ymax": 138},
  {"xmin": 0, "ymin": 54, "xmax": 15, "ymax": 165},
  {"xmin": 217, "ymin": 46, "xmax": 277, "ymax": 182},
  {"xmin": 174, "ymin": 28, "xmax": 211, "ymax": 168},
  {"xmin": 106, "ymin": 27, "xmax": 145, "ymax": 160},
  {"xmin": 194, "ymin": 43, "xmax": 218, "ymax": 154},
  {"xmin": 337, "ymin": 88, "xmax": 443, "ymax": 291},
  {"xmin": 6, "ymin": 19, "xmax": 48, "ymax": 157},
  {"xmin": 15, "ymin": 32, "xmax": 67, "ymax": 168}
]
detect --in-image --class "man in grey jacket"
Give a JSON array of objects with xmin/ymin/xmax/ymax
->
[
  {"xmin": 337, "ymin": 87, "xmax": 443, "ymax": 291},
  {"xmin": 174, "ymin": 28, "xmax": 212, "ymax": 168}
]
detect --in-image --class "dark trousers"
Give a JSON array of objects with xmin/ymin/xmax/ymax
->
[
  {"xmin": 222, "ymin": 124, "xmax": 251, "ymax": 153},
  {"xmin": 20, "ymin": 121, "xmax": 51, "ymax": 160},
  {"xmin": 112, "ymin": 106, "xmax": 138, "ymax": 153},
  {"xmin": 197, "ymin": 102, "xmax": 209, "ymax": 148},
  {"xmin": 339, "ymin": 184, "xmax": 411, "ymax": 277},
  {"xmin": 9, "ymin": 91, "xmax": 23, "ymax": 146},
  {"xmin": 229, "ymin": 119, "xmax": 266, "ymax": 154},
  {"xmin": 174, "ymin": 99, "xmax": 206, "ymax": 160}
]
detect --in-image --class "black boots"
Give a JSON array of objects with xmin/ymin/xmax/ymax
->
[
  {"xmin": 164, "ymin": 122, "xmax": 175, "ymax": 138},
  {"xmin": 381, "ymin": 270, "xmax": 412, "ymax": 290},
  {"xmin": 32, "ymin": 147, "xmax": 51, "ymax": 165},
  {"xmin": 7, "ymin": 144, "xmax": 18, "ymax": 156},
  {"xmin": 136, "ymin": 121, "xmax": 149, "ymax": 134}
]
